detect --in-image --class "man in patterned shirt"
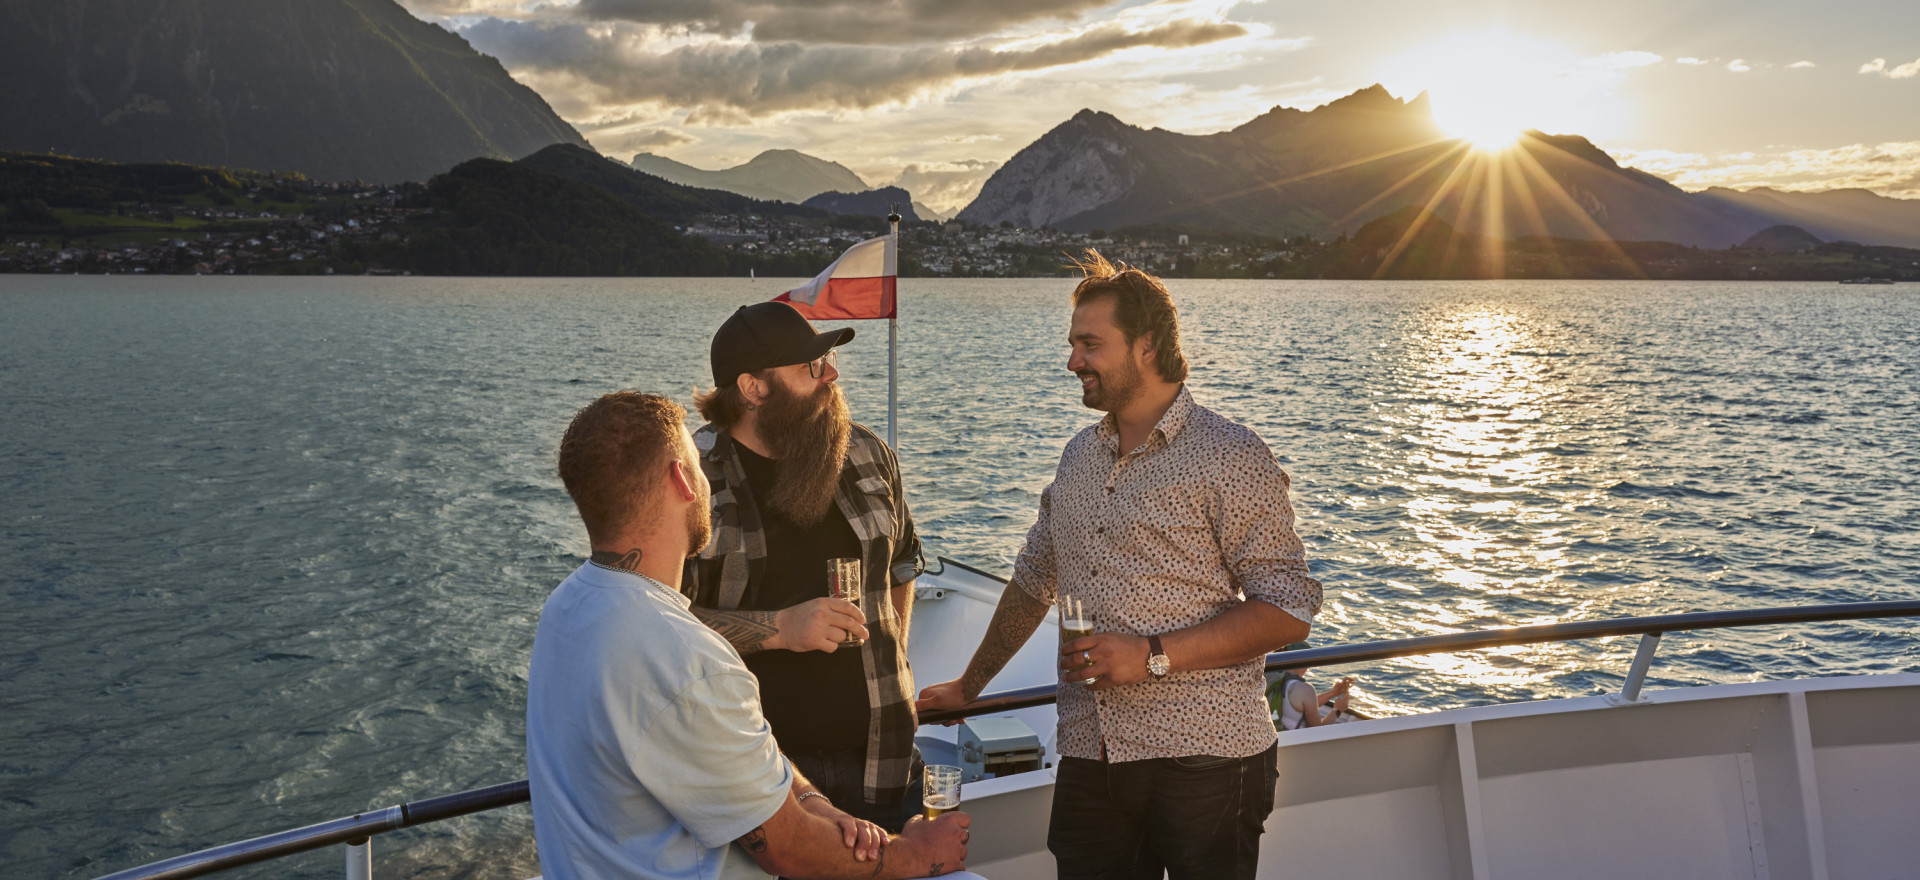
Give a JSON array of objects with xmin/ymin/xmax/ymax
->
[
  {"xmin": 686, "ymin": 302, "xmax": 927, "ymax": 834},
  {"xmin": 917, "ymin": 253, "xmax": 1323, "ymax": 880}
]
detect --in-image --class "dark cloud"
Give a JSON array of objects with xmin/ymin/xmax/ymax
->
[
  {"xmin": 575, "ymin": 0, "xmax": 1115, "ymax": 45},
  {"xmin": 465, "ymin": 18, "xmax": 1248, "ymax": 115}
]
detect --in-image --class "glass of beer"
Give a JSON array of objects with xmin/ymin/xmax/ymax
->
[
  {"xmin": 1060, "ymin": 594, "xmax": 1096, "ymax": 686},
  {"xmin": 826, "ymin": 557, "xmax": 865, "ymax": 648},
  {"xmin": 923, "ymin": 764, "xmax": 962, "ymax": 820}
]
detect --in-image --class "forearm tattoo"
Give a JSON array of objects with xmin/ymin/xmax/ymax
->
[
  {"xmin": 589, "ymin": 549, "xmax": 643, "ymax": 574},
  {"xmin": 737, "ymin": 826, "xmax": 768, "ymax": 853},
  {"xmin": 960, "ymin": 584, "xmax": 1051, "ymax": 700},
  {"xmin": 866, "ymin": 846, "xmax": 886, "ymax": 879},
  {"xmin": 693, "ymin": 607, "xmax": 782, "ymax": 655}
]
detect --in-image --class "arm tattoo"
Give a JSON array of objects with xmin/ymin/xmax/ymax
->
[
  {"xmin": 959, "ymin": 583, "xmax": 1051, "ymax": 700},
  {"xmin": 865, "ymin": 846, "xmax": 886, "ymax": 879},
  {"xmin": 737, "ymin": 826, "xmax": 767, "ymax": 853},
  {"xmin": 928, "ymin": 862, "xmax": 946, "ymax": 876},
  {"xmin": 692, "ymin": 606, "xmax": 782, "ymax": 655},
  {"xmin": 589, "ymin": 548, "xmax": 643, "ymax": 574}
]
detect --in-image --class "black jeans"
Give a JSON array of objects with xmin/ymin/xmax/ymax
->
[
  {"xmin": 787, "ymin": 747, "xmax": 924, "ymax": 833},
  {"xmin": 1047, "ymin": 745, "xmax": 1279, "ymax": 880}
]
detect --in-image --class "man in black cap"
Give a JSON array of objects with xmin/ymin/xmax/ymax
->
[{"xmin": 685, "ymin": 301, "xmax": 927, "ymax": 833}]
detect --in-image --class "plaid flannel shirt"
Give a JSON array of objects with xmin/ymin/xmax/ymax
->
[{"xmin": 683, "ymin": 421, "xmax": 924, "ymax": 805}]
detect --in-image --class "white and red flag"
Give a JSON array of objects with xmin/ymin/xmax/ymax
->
[{"xmin": 773, "ymin": 234, "xmax": 897, "ymax": 320}]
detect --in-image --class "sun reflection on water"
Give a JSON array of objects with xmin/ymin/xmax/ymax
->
[{"xmin": 1352, "ymin": 304, "xmax": 1627, "ymax": 713}]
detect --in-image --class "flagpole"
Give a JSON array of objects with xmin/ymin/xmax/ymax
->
[{"xmin": 886, "ymin": 206, "xmax": 901, "ymax": 450}]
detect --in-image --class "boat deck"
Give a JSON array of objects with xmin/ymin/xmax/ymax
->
[{"xmin": 910, "ymin": 562, "xmax": 1920, "ymax": 880}]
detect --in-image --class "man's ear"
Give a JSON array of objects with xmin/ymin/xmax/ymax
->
[
  {"xmin": 1134, "ymin": 332, "xmax": 1156, "ymax": 371},
  {"xmin": 735, "ymin": 370, "xmax": 766, "ymax": 407},
  {"xmin": 667, "ymin": 458, "xmax": 700, "ymax": 502}
]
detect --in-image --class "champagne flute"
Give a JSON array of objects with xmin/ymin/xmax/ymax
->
[
  {"xmin": 1060, "ymin": 594, "xmax": 1096, "ymax": 686},
  {"xmin": 826, "ymin": 557, "xmax": 865, "ymax": 648},
  {"xmin": 923, "ymin": 764, "xmax": 962, "ymax": 819}
]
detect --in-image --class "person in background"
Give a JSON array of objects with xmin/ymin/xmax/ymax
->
[
  {"xmin": 528, "ymin": 391, "xmax": 969, "ymax": 879},
  {"xmin": 1270, "ymin": 642, "xmax": 1353, "ymax": 730},
  {"xmin": 916, "ymin": 252, "xmax": 1324, "ymax": 880},
  {"xmin": 684, "ymin": 302, "xmax": 927, "ymax": 832}
]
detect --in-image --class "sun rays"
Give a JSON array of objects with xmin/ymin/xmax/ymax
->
[{"xmin": 1358, "ymin": 135, "xmax": 1650, "ymax": 280}]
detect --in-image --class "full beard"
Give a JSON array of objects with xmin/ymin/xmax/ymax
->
[
  {"xmin": 757, "ymin": 380, "xmax": 852, "ymax": 527},
  {"xmin": 1079, "ymin": 356, "xmax": 1144, "ymax": 412}
]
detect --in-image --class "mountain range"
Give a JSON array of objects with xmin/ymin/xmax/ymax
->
[
  {"xmin": 958, "ymin": 87, "xmax": 1920, "ymax": 249},
  {"xmin": 520, "ymin": 144, "xmax": 829, "ymax": 224},
  {"xmin": 630, "ymin": 150, "xmax": 950, "ymax": 221},
  {"xmin": 5, "ymin": 0, "xmax": 1913, "ymax": 252},
  {"xmin": 630, "ymin": 150, "xmax": 871, "ymax": 206},
  {"xmin": 0, "ymin": 0, "xmax": 586, "ymax": 184}
]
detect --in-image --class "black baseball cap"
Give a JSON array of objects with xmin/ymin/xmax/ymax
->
[{"xmin": 710, "ymin": 302, "xmax": 855, "ymax": 388}]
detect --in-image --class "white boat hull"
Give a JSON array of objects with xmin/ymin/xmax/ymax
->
[{"xmin": 908, "ymin": 563, "xmax": 1920, "ymax": 880}]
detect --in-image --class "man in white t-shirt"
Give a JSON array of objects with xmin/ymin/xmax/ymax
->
[{"xmin": 530, "ymin": 392, "xmax": 973, "ymax": 880}]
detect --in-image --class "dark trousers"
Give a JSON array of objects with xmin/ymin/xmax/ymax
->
[
  {"xmin": 1047, "ymin": 745, "xmax": 1279, "ymax": 880},
  {"xmin": 787, "ymin": 747, "xmax": 924, "ymax": 833}
]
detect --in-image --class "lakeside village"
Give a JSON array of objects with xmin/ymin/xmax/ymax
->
[
  {"xmin": 0, "ymin": 175, "xmax": 1297, "ymax": 278},
  {"xmin": 5, "ymin": 174, "xmax": 1917, "ymax": 281}
]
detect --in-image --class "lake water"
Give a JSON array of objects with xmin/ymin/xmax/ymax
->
[{"xmin": 3, "ymin": 276, "xmax": 1917, "ymax": 879}]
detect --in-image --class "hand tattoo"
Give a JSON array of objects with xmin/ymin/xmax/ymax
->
[
  {"xmin": 928, "ymin": 862, "xmax": 947, "ymax": 876},
  {"xmin": 590, "ymin": 549, "xmax": 643, "ymax": 574},
  {"xmin": 737, "ymin": 826, "xmax": 767, "ymax": 853}
]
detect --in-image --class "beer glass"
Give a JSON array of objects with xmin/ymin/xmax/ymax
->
[
  {"xmin": 1060, "ymin": 594, "xmax": 1096, "ymax": 686},
  {"xmin": 923, "ymin": 764, "xmax": 962, "ymax": 819},
  {"xmin": 826, "ymin": 557, "xmax": 865, "ymax": 647}
]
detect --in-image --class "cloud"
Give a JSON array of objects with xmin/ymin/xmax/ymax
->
[
  {"xmin": 601, "ymin": 128, "xmax": 698, "ymax": 155},
  {"xmin": 1859, "ymin": 57, "xmax": 1920, "ymax": 79},
  {"xmin": 1615, "ymin": 141, "xmax": 1920, "ymax": 198},
  {"xmin": 396, "ymin": 0, "xmax": 550, "ymax": 19},
  {"xmin": 463, "ymin": 17, "xmax": 1250, "ymax": 116},
  {"xmin": 1586, "ymin": 50, "xmax": 1661, "ymax": 71},
  {"xmin": 1676, "ymin": 57, "xmax": 1708, "ymax": 65},
  {"xmin": 574, "ymin": 0, "xmax": 1115, "ymax": 44},
  {"xmin": 887, "ymin": 159, "xmax": 1004, "ymax": 214},
  {"xmin": 1726, "ymin": 59, "xmax": 1750, "ymax": 73},
  {"xmin": 1788, "ymin": 60, "xmax": 1815, "ymax": 69}
]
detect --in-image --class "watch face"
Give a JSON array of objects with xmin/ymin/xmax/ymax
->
[{"xmin": 1148, "ymin": 654, "xmax": 1170, "ymax": 677}]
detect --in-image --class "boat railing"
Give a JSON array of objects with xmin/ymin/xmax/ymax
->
[{"xmin": 95, "ymin": 600, "xmax": 1920, "ymax": 880}]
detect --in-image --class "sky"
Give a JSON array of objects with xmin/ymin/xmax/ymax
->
[{"xmin": 403, "ymin": 0, "xmax": 1920, "ymax": 214}]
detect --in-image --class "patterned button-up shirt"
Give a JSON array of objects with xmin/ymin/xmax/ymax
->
[
  {"xmin": 684, "ymin": 421, "xmax": 923, "ymax": 804},
  {"xmin": 1011, "ymin": 385, "xmax": 1323, "ymax": 763}
]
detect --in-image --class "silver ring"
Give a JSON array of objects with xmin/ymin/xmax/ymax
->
[{"xmin": 1082, "ymin": 650, "xmax": 1092, "ymax": 663}]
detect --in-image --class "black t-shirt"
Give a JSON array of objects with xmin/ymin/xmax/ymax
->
[{"xmin": 732, "ymin": 438, "xmax": 873, "ymax": 753}]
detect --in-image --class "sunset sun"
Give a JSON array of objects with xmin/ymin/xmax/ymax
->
[{"xmin": 1380, "ymin": 31, "xmax": 1631, "ymax": 149}]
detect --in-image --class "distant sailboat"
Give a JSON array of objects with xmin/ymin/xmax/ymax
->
[{"xmin": 750, "ymin": 268, "xmax": 756, "ymax": 282}]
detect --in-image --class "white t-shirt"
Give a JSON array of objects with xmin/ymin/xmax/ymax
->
[{"xmin": 528, "ymin": 563, "xmax": 793, "ymax": 880}]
